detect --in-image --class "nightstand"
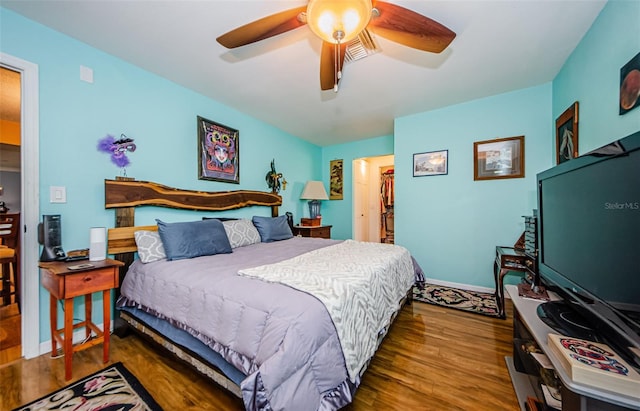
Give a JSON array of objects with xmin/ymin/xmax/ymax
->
[
  {"xmin": 494, "ymin": 246, "xmax": 533, "ymax": 319},
  {"xmin": 39, "ymin": 258, "xmax": 124, "ymax": 380},
  {"xmin": 292, "ymin": 225, "xmax": 332, "ymax": 239}
]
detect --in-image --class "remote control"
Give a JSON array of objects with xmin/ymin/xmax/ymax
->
[{"xmin": 68, "ymin": 263, "xmax": 94, "ymax": 270}]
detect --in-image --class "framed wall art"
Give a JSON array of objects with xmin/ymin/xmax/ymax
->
[
  {"xmin": 555, "ymin": 102, "xmax": 579, "ymax": 164},
  {"xmin": 329, "ymin": 159, "xmax": 343, "ymax": 200},
  {"xmin": 620, "ymin": 51, "xmax": 640, "ymax": 115},
  {"xmin": 413, "ymin": 149, "xmax": 448, "ymax": 177},
  {"xmin": 197, "ymin": 116, "xmax": 239, "ymax": 184},
  {"xmin": 473, "ymin": 136, "xmax": 524, "ymax": 181}
]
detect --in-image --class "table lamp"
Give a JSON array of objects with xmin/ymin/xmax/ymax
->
[{"xmin": 300, "ymin": 181, "xmax": 329, "ymax": 219}]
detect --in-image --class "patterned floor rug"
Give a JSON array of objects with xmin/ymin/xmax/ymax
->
[
  {"xmin": 13, "ymin": 362, "xmax": 163, "ymax": 411},
  {"xmin": 413, "ymin": 284, "xmax": 500, "ymax": 318}
]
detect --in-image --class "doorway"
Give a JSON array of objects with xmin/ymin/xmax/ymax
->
[
  {"xmin": 0, "ymin": 66, "xmax": 23, "ymax": 364},
  {"xmin": 0, "ymin": 53, "xmax": 40, "ymax": 361},
  {"xmin": 352, "ymin": 155, "xmax": 394, "ymax": 243}
]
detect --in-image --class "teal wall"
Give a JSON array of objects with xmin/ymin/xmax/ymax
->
[
  {"xmin": 394, "ymin": 84, "xmax": 552, "ymax": 288},
  {"xmin": 1, "ymin": 9, "xmax": 321, "ymax": 342},
  {"xmin": 321, "ymin": 0, "xmax": 639, "ymax": 290},
  {"xmin": 2, "ymin": 0, "xmax": 637, "ymax": 345},
  {"xmin": 553, "ymin": 0, "xmax": 640, "ymax": 153},
  {"xmin": 321, "ymin": 135, "xmax": 393, "ymax": 240}
]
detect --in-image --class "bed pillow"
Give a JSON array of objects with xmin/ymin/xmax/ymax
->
[
  {"xmin": 252, "ymin": 215, "xmax": 293, "ymax": 243},
  {"xmin": 134, "ymin": 230, "xmax": 166, "ymax": 263},
  {"xmin": 223, "ymin": 219, "xmax": 261, "ymax": 248},
  {"xmin": 156, "ymin": 218, "xmax": 232, "ymax": 260}
]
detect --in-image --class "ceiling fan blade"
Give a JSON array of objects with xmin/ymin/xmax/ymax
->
[
  {"xmin": 217, "ymin": 6, "xmax": 307, "ymax": 49},
  {"xmin": 369, "ymin": 1, "xmax": 456, "ymax": 53},
  {"xmin": 320, "ymin": 41, "xmax": 346, "ymax": 91}
]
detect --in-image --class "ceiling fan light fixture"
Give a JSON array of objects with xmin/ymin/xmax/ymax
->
[{"xmin": 307, "ymin": 0, "xmax": 372, "ymax": 44}]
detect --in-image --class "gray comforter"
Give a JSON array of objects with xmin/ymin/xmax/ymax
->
[{"xmin": 118, "ymin": 237, "xmax": 415, "ymax": 410}]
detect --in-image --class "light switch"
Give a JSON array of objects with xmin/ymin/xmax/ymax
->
[
  {"xmin": 50, "ymin": 186, "xmax": 66, "ymax": 203},
  {"xmin": 80, "ymin": 65, "xmax": 93, "ymax": 84}
]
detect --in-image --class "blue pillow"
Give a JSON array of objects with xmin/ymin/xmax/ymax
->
[
  {"xmin": 156, "ymin": 218, "xmax": 232, "ymax": 261},
  {"xmin": 252, "ymin": 215, "xmax": 293, "ymax": 243}
]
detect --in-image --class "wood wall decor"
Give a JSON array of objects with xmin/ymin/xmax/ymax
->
[{"xmin": 104, "ymin": 179, "xmax": 281, "ymax": 214}]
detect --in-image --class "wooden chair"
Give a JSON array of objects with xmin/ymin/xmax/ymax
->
[{"xmin": 0, "ymin": 213, "xmax": 20, "ymax": 310}]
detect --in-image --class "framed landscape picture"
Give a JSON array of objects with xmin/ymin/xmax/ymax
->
[
  {"xmin": 197, "ymin": 116, "xmax": 239, "ymax": 184},
  {"xmin": 473, "ymin": 136, "xmax": 524, "ymax": 181},
  {"xmin": 413, "ymin": 150, "xmax": 448, "ymax": 177}
]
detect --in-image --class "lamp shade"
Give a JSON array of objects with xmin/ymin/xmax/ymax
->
[
  {"xmin": 300, "ymin": 181, "xmax": 329, "ymax": 200},
  {"xmin": 306, "ymin": 0, "xmax": 372, "ymax": 44}
]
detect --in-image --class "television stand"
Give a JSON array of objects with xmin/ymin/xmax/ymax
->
[
  {"xmin": 536, "ymin": 300, "xmax": 600, "ymax": 343},
  {"xmin": 505, "ymin": 285, "xmax": 639, "ymax": 411}
]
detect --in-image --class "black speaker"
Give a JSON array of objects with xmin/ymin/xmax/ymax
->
[
  {"xmin": 286, "ymin": 211, "xmax": 294, "ymax": 231},
  {"xmin": 39, "ymin": 214, "xmax": 66, "ymax": 262}
]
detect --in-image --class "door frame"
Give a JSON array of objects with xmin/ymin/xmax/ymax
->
[
  {"xmin": 352, "ymin": 159, "xmax": 369, "ymax": 241},
  {"xmin": 1, "ymin": 53, "xmax": 40, "ymax": 358}
]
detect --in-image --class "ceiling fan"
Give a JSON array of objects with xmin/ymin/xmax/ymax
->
[{"xmin": 216, "ymin": 0, "xmax": 456, "ymax": 92}]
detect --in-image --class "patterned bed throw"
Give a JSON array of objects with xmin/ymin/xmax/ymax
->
[{"xmin": 238, "ymin": 239, "xmax": 415, "ymax": 381}]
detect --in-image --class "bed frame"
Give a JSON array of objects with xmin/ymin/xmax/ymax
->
[{"xmin": 104, "ymin": 177, "xmax": 411, "ymax": 405}]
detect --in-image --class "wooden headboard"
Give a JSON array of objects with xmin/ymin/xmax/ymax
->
[
  {"xmin": 105, "ymin": 177, "xmax": 282, "ymax": 258},
  {"xmin": 107, "ymin": 225, "xmax": 157, "ymax": 254},
  {"xmin": 105, "ymin": 178, "xmax": 282, "ymax": 213}
]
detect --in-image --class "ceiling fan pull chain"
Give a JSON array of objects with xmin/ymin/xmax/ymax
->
[
  {"xmin": 334, "ymin": 41, "xmax": 339, "ymax": 92},
  {"xmin": 334, "ymin": 38, "xmax": 343, "ymax": 93},
  {"xmin": 338, "ymin": 37, "xmax": 342, "ymax": 80}
]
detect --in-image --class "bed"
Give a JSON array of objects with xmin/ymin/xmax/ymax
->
[{"xmin": 105, "ymin": 178, "xmax": 422, "ymax": 411}]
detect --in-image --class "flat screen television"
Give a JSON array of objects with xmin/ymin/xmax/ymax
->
[{"xmin": 536, "ymin": 129, "xmax": 640, "ymax": 370}]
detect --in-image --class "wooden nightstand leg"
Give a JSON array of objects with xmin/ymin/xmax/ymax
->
[
  {"xmin": 49, "ymin": 294, "xmax": 57, "ymax": 357},
  {"xmin": 64, "ymin": 298, "xmax": 74, "ymax": 380},
  {"xmin": 84, "ymin": 294, "xmax": 92, "ymax": 340},
  {"xmin": 102, "ymin": 289, "xmax": 110, "ymax": 363}
]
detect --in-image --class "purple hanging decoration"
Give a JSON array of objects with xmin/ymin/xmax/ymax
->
[{"xmin": 97, "ymin": 134, "xmax": 136, "ymax": 174}]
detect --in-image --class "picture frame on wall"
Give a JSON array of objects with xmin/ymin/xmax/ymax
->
[
  {"xmin": 413, "ymin": 149, "xmax": 448, "ymax": 177},
  {"xmin": 197, "ymin": 116, "xmax": 239, "ymax": 184},
  {"xmin": 329, "ymin": 159, "xmax": 343, "ymax": 200},
  {"xmin": 555, "ymin": 102, "xmax": 579, "ymax": 164},
  {"xmin": 473, "ymin": 136, "xmax": 524, "ymax": 181},
  {"xmin": 620, "ymin": 51, "xmax": 640, "ymax": 115}
]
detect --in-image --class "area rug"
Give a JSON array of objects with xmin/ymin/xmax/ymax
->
[
  {"xmin": 13, "ymin": 362, "xmax": 163, "ymax": 411},
  {"xmin": 413, "ymin": 284, "xmax": 500, "ymax": 318}
]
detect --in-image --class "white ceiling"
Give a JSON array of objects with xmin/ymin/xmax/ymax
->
[{"xmin": 2, "ymin": 0, "xmax": 606, "ymax": 147}]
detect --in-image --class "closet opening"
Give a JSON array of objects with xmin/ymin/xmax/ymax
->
[{"xmin": 380, "ymin": 167, "xmax": 394, "ymax": 244}]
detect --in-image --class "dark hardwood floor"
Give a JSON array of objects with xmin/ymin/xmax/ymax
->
[
  {"xmin": 1, "ymin": 300, "xmax": 518, "ymax": 411},
  {"xmin": 0, "ymin": 303, "xmax": 21, "ymax": 366}
]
